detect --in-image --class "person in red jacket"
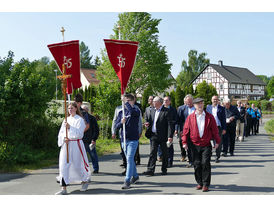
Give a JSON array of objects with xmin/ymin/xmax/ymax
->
[{"xmin": 182, "ymin": 98, "xmax": 221, "ymax": 192}]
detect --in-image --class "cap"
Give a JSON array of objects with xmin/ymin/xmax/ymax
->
[{"xmin": 193, "ymin": 97, "xmax": 204, "ymax": 104}]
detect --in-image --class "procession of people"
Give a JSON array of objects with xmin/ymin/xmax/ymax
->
[{"xmin": 55, "ymin": 93, "xmax": 262, "ymax": 194}]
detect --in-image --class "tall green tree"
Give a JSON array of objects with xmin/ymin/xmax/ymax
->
[
  {"xmin": 97, "ymin": 12, "xmax": 173, "ymax": 95},
  {"xmin": 176, "ymin": 50, "xmax": 210, "ymax": 89},
  {"xmin": 80, "ymin": 41, "xmax": 94, "ymax": 69},
  {"xmin": 175, "ymin": 86, "xmax": 185, "ymax": 108}
]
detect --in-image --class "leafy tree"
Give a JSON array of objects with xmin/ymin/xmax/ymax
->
[
  {"xmin": 176, "ymin": 50, "xmax": 210, "ymax": 89},
  {"xmin": 0, "ymin": 52, "xmax": 59, "ymax": 165},
  {"xmin": 195, "ymin": 81, "xmax": 217, "ymax": 107},
  {"xmin": 267, "ymin": 76, "xmax": 274, "ymax": 98},
  {"xmin": 175, "ymin": 86, "xmax": 185, "ymax": 108},
  {"xmin": 80, "ymin": 41, "xmax": 94, "ymax": 69},
  {"xmin": 97, "ymin": 12, "xmax": 173, "ymax": 95}
]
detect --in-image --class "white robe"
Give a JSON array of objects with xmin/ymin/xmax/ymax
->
[{"xmin": 57, "ymin": 114, "xmax": 91, "ymax": 185}]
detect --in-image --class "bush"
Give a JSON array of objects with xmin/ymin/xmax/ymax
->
[
  {"xmin": 265, "ymin": 119, "xmax": 274, "ymax": 134},
  {"xmin": 0, "ymin": 53, "xmax": 59, "ymax": 167}
]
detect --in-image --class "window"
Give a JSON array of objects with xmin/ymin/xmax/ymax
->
[
  {"xmin": 91, "ymin": 73, "xmax": 95, "ymax": 78},
  {"xmin": 207, "ymin": 73, "xmax": 212, "ymax": 79},
  {"xmin": 220, "ymin": 84, "xmax": 224, "ymax": 90}
]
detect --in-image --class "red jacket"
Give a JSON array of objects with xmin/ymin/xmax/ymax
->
[{"xmin": 181, "ymin": 111, "xmax": 221, "ymax": 147}]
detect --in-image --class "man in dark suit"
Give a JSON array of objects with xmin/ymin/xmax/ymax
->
[
  {"xmin": 206, "ymin": 95, "xmax": 227, "ymax": 163},
  {"xmin": 157, "ymin": 96, "xmax": 177, "ymax": 167},
  {"xmin": 144, "ymin": 96, "xmax": 154, "ymax": 123},
  {"xmin": 176, "ymin": 94, "xmax": 195, "ymax": 167},
  {"xmin": 223, "ymin": 98, "xmax": 240, "ymax": 156},
  {"xmin": 144, "ymin": 96, "xmax": 174, "ymax": 176}
]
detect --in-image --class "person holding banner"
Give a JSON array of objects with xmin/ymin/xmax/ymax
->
[
  {"xmin": 55, "ymin": 102, "xmax": 91, "ymax": 195},
  {"xmin": 115, "ymin": 93, "xmax": 140, "ymax": 189}
]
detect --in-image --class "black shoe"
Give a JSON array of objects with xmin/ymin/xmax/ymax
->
[
  {"xmin": 143, "ymin": 171, "xmax": 154, "ymax": 176},
  {"xmin": 215, "ymin": 158, "xmax": 220, "ymax": 163},
  {"xmin": 230, "ymin": 153, "xmax": 234, "ymax": 156},
  {"xmin": 222, "ymin": 153, "xmax": 227, "ymax": 157},
  {"xmin": 93, "ymin": 170, "xmax": 99, "ymax": 174},
  {"xmin": 120, "ymin": 163, "xmax": 126, "ymax": 167},
  {"xmin": 122, "ymin": 170, "xmax": 126, "ymax": 176},
  {"xmin": 136, "ymin": 161, "xmax": 141, "ymax": 165},
  {"xmin": 161, "ymin": 171, "xmax": 167, "ymax": 175}
]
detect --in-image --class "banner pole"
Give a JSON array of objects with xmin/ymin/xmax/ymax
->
[{"xmin": 122, "ymin": 92, "xmax": 126, "ymax": 153}]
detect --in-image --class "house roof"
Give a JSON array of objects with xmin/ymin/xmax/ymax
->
[
  {"xmin": 191, "ymin": 63, "xmax": 266, "ymax": 86},
  {"xmin": 81, "ymin": 68, "xmax": 100, "ymax": 85}
]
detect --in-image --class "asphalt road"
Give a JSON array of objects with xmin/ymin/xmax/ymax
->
[{"xmin": 1, "ymin": 116, "xmax": 274, "ymax": 195}]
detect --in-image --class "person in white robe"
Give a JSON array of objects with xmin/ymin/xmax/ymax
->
[{"xmin": 55, "ymin": 102, "xmax": 91, "ymax": 195}]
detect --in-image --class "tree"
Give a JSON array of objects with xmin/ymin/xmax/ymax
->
[
  {"xmin": 80, "ymin": 41, "xmax": 94, "ymax": 69},
  {"xmin": 176, "ymin": 50, "xmax": 210, "ymax": 89},
  {"xmin": 267, "ymin": 76, "xmax": 274, "ymax": 98},
  {"xmin": 97, "ymin": 12, "xmax": 173, "ymax": 95},
  {"xmin": 0, "ymin": 52, "xmax": 59, "ymax": 165},
  {"xmin": 195, "ymin": 81, "xmax": 217, "ymax": 107},
  {"xmin": 175, "ymin": 86, "xmax": 185, "ymax": 108}
]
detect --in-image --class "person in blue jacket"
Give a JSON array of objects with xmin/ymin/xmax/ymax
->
[{"xmin": 115, "ymin": 93, "xmax": 140, "ymax": 189}]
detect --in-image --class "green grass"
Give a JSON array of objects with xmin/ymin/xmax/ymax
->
[
  {"xmin": 265, "ymin": 119, "xmax": 274, "ymax": 142},
  {"xmin": 0, "ymin": 158, "xmax": 58, "ymax": 173},
  {"xmin": 1, "ymin": 132, "xmax": 150, "ymax": 173},
  {"xmin": 262, "ymin": 110, "xmax": 274, "ymax": 114}
]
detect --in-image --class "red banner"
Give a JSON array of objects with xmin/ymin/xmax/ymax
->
[
  {"xmin": 47, "ymin": 40, "xmax": 81, "ymax": 94},
  {"xmin": 104, "ymin": 39, "xmax": 139, "ymax": 94}
]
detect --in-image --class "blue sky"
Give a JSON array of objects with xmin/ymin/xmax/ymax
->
[{"xmin": 0, "ymin": 11, "xmax": 273, "ymax": 78}]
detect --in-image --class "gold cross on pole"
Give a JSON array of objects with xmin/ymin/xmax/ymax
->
[
  {"xmin": 57, "ymin": 63, "xmax": 71, "ymax": 163},
  {"xmin": 60, "ymin": 27, "xmax": 65, "ymax": 42}
]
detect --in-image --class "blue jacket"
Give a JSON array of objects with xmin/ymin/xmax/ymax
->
[
  {"xmin": 176, "ymin": 105, "xmax": 195, "ymax": 132},
  {"xmin": 115, "ymin": 102, "xmax": 140, "ymax": 141},
  {"xmin": 206, "ymin": 104, "xmax": 227, "ymax": 131}
]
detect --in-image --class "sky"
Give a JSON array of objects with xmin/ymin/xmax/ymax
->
[{"xmin": 1, "ymin": 1, "xmax": 274, "ymax": 80}]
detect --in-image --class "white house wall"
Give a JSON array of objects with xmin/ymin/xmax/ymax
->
[
  {"xmin": 80, "ymin": 72, "xmax": 90, "ymax": 89},
  {"xmin": 193, "ymin": 66, "xmax": 229, "ymax": 101}
]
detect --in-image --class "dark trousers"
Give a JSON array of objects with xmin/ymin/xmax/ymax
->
[
  {"xmin": 223, "ymin": 124, "xmax": 236, "ymax": 154},
  {"xmin": 179, "ymin": 138, "xmax": 187, "ymax": 158},
  {"xmin": 246, "ymin": 118, "xmax": 251, "ymax": 136},
  {"xmin": 215, "ymin": 126, "xmax": 223, "ymax": 159},
  {"xmin": 158, "ymin": 144, "xmax": 174, "ymax": 165},
  {"xmin": 147, "ymin": 137, "xmax": 168, "ymax": 173},
  {"xmin": 255, "ymin": 119, "xmax": 260, "ymax": 134},
  {"xmin": 251, "ymin": 118, "xmax": 257, "ymax": 135},
  {"xmin": 192, "ymin": 145, "xmax": 212, "ymax": 187},
  {"xmin": 120, "ymin": 140, "xmax": 127, "ymax": 166}
]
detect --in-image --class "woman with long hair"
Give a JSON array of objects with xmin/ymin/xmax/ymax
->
[{"xmin": 55, "ymin": 102, "xmax": 91, "ymax": 195}]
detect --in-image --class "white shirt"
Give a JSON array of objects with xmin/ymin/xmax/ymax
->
[
  {"xmin": 188, "ymin": 106, "xmax": 195, "ymax": 115},
  {"xmin": 152, "ymin": 106, "xmax": 162, "ymax": 133},
  {"xmin": 212, "ymin": 105, "xmax": 221, "ymax": 127},
  {"xmin": 195, "ymin": 111, "xmax": 206, "ymax": 138}
]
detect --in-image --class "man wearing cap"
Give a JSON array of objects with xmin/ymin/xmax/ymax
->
[{"xmin": 182, "ymin": 98, "xmax": 221, "ymax": 192}]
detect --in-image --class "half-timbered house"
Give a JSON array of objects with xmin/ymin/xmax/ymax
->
[{"xmin": 190, "ymin": 61, "xmax": 266, "ymax": 102}]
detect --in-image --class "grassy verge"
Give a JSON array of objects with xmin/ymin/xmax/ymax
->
[
  {"xmin": 1, "ymin": 132, "xmax": 150, "ymax": 173},
  {"xmin": 264, "ymin": 119, "xmax": 274, "ymax": 141},
  {"xmin": 0, "ymin": 158, "xmax": 59, "ymax": 173},
  {"xmin": 262, "ymin": 110, "xmax": 274, "ymax": 114}
]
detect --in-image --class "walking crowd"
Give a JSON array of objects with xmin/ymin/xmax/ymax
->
[{"xmin": 55, "ymin": 93, "xmax": 262, "ymax": 195}]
